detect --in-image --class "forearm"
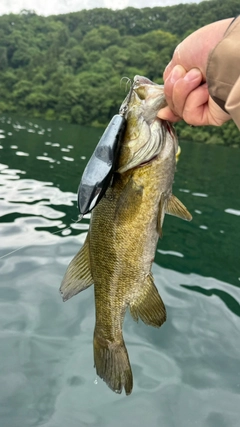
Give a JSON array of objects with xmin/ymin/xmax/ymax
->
[{"xmin": 207, "ymin": 16, "xmax": 240, "ymax": 128}]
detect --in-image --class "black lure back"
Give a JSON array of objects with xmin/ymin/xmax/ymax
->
[{"xmin": 77, "ymin": 114, "xmax": 126, "ymax": 215}]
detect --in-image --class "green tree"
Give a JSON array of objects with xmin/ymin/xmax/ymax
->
[
  {"xmin": 0, "ymin": 47, "xmax": 8, "ymax": 70},
  {"xmin": 0, "ymin": 1, "xmax": 239, "ymax": 146}
]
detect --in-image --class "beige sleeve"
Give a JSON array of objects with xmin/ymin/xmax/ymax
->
[{"xmin": 207, "ymin": 16, "xmax": 240, "ymax": 129}]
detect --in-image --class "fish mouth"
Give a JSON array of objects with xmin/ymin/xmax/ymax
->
[
  {"xmin": 133, "ymin": 76, "xmax": 167, "ymax": 116},
  {"xmin": 119, "ymin": 75, "xmax": 164, "ymax": 116},
  {"xmin": 133, "ymin": 75, "xmax": 158, "ymax": 89}
]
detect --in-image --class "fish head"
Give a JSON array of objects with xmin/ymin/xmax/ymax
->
[
  {"xmin": 117, "ymin": 75, "xmax": 178, "ymax": 173},
  {"xmin": 133, "ymin": 75, "xmax": 167, "ymax": 120}
]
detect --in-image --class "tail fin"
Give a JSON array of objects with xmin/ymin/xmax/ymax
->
[{"xmin": 93, "ymin": 332, "xmax": 133, "ymax": 396}]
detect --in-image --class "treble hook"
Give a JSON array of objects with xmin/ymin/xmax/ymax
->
[
  {"xmin": 120, "ymin": 77, "xmax": 132, "ymax": 91},
  {"xmin": 119, "ymin": 79, "xmax": 135, "ymax": 116}
]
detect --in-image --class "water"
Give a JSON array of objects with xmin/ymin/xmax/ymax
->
[{"xmin": 0, "ymin": 115, "xmax": 240, "ymax": 427}]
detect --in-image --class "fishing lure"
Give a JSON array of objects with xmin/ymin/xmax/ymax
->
[{"xmin": 77, "ymin": 82, "xmax": 134, "ymax": 215}]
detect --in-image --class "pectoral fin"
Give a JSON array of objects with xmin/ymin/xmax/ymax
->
[
  {"xmin": 60, "ymin": 233, "xmax": 93, "ymax": 302},
  {"xmin": 129, "ymin": 273, "xmax": 166, "ymax": 327},
  {"xmin": 166, "ymin": 195, "xmax": 192, "ymax": 221}
]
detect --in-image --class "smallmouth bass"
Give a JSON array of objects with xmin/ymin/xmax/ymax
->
[{"xmin": 60, "ymin": 75, "xmax": 192, "ymax": 395}]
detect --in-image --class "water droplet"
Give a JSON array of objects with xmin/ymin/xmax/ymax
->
[{"xmin": 94, "ymin": 378, "xmax": 98, "ymax": 385}]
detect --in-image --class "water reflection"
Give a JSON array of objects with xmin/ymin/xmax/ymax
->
[
  {"xmin": 0, "ymin": 237, "xmax": 239, "ymax": 427},
  {"xmin": 0, "ymin": 114, "xmax": 240, "ymax": 427}
]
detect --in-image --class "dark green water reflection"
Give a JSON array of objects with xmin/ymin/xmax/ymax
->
[{"xmin": 0, "ymin": 115, "xmax": 239, "ymax": 427}]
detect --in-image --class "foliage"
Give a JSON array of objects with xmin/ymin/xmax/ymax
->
[{"xmin": 0, "ymin": 0, "xmax": 239, "ymax": 146}]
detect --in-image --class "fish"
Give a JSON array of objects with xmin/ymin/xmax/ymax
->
[{"xmin": 60, "ymin": 75, "xmax": 192, "ymax": 396}]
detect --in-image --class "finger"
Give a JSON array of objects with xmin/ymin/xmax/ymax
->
[
  {"xmin": 170, "ymin": 68, "xmax": 203, "ymax": 118},
  {"xmin": 157, "ymin": 106, "xmax": 181, "ymax": 122},
  {"xmin": 164, "ymin": 65, "xmax": 187, "ymax": 113},
  {"xmin": 163, "ymin": 43, "xmax": 183, "ymax": 80},
  {"xmin": 163, "ymin": 60, "xmax": 173, "ymax": 81},
  {"xmin": 183, "ymin": 84, "xmax": 230, "ymax": 126},
  {"xmin": 182, "ymin": 84, "xmax": 209, "ymax": 125}
]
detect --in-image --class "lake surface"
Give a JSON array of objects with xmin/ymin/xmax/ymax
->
[{"xmin": 0, "ymin": 114, "xmax": 240, "ymax": 427}]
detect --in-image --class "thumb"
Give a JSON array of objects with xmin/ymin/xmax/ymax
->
[{"xmin": 157, "ymin": 106, "xmax": 180, "ymax": 122}]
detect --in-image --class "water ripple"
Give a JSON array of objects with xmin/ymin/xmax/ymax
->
[
  {"xmin": 225, "ymin": 208, "xmax": 240, "ymax": 216},
  {"xmin": 0, "ymin": 115, "xmax": 240, "ymax": 427},
  {"xmin": 157, "ymin": 249, "xmax": 184, "ymax": 258}
]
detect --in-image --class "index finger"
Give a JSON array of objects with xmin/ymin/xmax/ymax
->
[{"xmin": 163, "ymin": 44, "xmax": 182, "ymax": 81}]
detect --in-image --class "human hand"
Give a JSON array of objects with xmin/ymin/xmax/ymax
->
[{"xmin": 158, "ymin": 19, "xmax": 233, "ymax": 126}]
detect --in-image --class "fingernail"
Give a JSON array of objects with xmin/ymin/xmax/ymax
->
[
  {"xmin": 183, "ymin": 68, "xmax": 202, "ymax": 82},
  {"xmin": 170, "ymin": 65, "xmax": 186, "ymax": 84}
]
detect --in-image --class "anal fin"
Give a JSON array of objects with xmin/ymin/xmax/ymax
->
[
  {"xmin": 129, "ymin": 273, "xmax": 166, "ymax": 327},
  {"xmin": 60, "ymin": 233, "xmax": 93, "ymax": 301}
]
